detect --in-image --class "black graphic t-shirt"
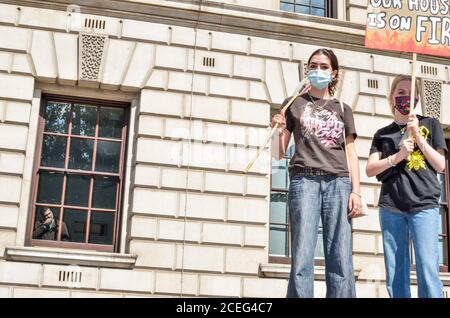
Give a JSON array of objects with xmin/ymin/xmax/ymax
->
[
  {"xmin": 369, "ymin": 115, "xmax": 448, "ymax": 213},
  {"xmin": 283, "ymin": 94, "xmax": 357, "ymax": 179}
]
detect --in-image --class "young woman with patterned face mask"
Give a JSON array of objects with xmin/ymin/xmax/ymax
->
[
  {"xmin": 270, "ymin": 48, "xmax": 361, "ymax": 298},
  {"xmin": 366, "ymin": 75, "xmax": 447, "ymax": 298}
]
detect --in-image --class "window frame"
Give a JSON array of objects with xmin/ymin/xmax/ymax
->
[
  {"xmin": 26, "ymin": 94, "xmax": 130, "ymax": 253},
  {"xmin": 439, "ymin": 140, "xmax": 450, "ymax": 271},
  {"xmin": 442, "ymin": 154, "xmax": 449, "ymax": 271},
  {"xmin": 279, "ymin": 0, "xmax": 335, "ymax": 19},
  {"xmin": 267, "ymin": 109, "xmax": 324, "ymax": 266},
  {"xmin": 269, "ymin": 186, "xmax": 291, "ymax": 265},
  {"xmin": 410, "ymin": 139, "xmax": 450, "ymax": 272}
]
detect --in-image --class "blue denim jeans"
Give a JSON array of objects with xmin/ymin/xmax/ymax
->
[
  {"xmin": 286, "ymin": 175, "xmax": 356, "ymax": 298},
  {"xmin": 379, "ymin": 207, "xmax": 443, "ymax": 298}
]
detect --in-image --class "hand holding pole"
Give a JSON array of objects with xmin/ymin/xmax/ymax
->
[{"xmin": 243, "ymin": 78, "xmax": 310, "ymax": 174}]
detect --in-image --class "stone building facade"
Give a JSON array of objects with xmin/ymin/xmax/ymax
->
[{"xmin": 0, "ymin": 0, "xmax": 449, "ymax": 298}]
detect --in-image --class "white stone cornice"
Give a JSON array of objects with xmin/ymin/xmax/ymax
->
[{"xmin": 4, "ymin": 246, "xmax": 137, "ymax": 268}]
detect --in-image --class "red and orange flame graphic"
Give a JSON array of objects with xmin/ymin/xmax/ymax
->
[{"xmin": 365, "ymin": 3, "xmax": 450, "ymax": 58}]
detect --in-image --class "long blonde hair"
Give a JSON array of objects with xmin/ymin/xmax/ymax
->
[{"xmin": 388, "ymin": 75, "xmax": 421, "ymax": 115}]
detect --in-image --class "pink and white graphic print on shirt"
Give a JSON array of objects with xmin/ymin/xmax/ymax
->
[{"xmin": 300, "ymin": 102, "xmax": 345, "ymax": 148}]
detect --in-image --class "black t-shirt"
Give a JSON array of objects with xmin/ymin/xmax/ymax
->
[
  {"xmin": 284, "ymin": 94, "xmax": 357, "ymax": 179},
  {"xmin": 369, "ymin": 115, "xmax": 448, "ymax": 213}
]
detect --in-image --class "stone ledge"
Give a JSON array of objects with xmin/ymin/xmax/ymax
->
[
  {"xmin": 4, "ymin": 246, "xmax": 137, "ymax": 269},
  {"xmin": 260, "ymin": 263, "xmax": 450, "ymax": 286},
  {"xmin": 258, "ymin": 262, "xmax": 362, "ymax": 281}
]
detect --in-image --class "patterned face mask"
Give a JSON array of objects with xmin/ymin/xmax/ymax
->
[{"xmin": 394, "ymin": 96, "xmax": 418, "ymax": 115}]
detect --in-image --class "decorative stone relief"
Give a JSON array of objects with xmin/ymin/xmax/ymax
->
[
  {"xmin": 300, "ymin": 61, "xmax": 308, "ymax": 79},
  {"xmin": 421, "ymin": 79, "xmax": 442, "ymax": 120},
  {"xmin": 78, "ymin": 33, "xmax": 108, "ymax": 82}
]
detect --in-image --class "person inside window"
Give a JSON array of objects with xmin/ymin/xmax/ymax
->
[{"xmin": 33, "ymin": 207, "xmax": 70, "ymax": 241}]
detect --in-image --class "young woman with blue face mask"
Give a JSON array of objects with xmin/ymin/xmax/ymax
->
[
  {"xmin": 366, "ymin": 75, "xmax": 447, "ymax": 298},
  {"xmin": 270, "ymin": 48, "xmax": 362, "ymax": 298}
]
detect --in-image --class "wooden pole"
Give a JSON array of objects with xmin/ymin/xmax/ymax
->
[
  {"xmin": 243, "ymin": 78, "xmax": 310, "ymax": 174},
  {"xmin": 405, "ymin": 52, "xmax": 418, "ymax": 166},
  {"xmin": 410, "ymin": 52, "xmax": 417, "ymax": 115},
  {"xmin": 408, "ymin": 52, "xmax": 417, "ymax": 138}
]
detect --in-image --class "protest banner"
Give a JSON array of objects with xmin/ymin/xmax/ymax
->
[
  {"xmin": 365, "ymin": 0, "xmax": 450, "ymax": 117},
  {"xmin": 365, "ymin": 0, "xmax": 450, "ymax": 58}
]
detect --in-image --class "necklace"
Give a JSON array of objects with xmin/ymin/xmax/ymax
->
[
  {"xmin": 307, "ymin": 92, "xmax": 333, "ymax": 111},
  {"xmin": 394, "ymin": 121, "xmax": 407, "ymax": 135}
]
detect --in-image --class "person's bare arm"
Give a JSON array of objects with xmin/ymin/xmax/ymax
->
[
  {"xmin": 366, "ymin": 137, "xmax": 414, "ymax": 177},
  {"xmin": 270, "ymin": 113, "xmax": 291, "ymax": 160},
  {"xmin": 345, "ymin": 135, "xmax": 362, "ymax": 218}
]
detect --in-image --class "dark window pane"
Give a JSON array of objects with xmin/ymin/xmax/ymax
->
[
  {"xmin": 41, "ymin": 135, "xmax": 67, "ymax": 168},
  {"xmin": 33, "ymin": 206, "xmax": 61, "ymax": 241},
  {"xmin": 92, "ymin": 176, "xmax": 117, "ymax": 209},
  {"xmin": 296, "ymin": 5, "xmax": 310, "ymax": 14},
  {"xmin": 71, "ymin": 104, "xmax": 97, "ymax": 137},
  {"xmin": 312, "ymin": 0, "xmax": 325, "ymax": 8},
  {"xmin": 438, "ymin": 174, "xmax": 445, "ymax": 202},
  {"xmin": 269, "ymin": 225, "xmax": 289, "ymax": 256},
  {"xmin": 65, "ymin": 175, "xmax": 90, "ymax": 207},
  {"xmin": 95, "ymin": 141, "xmax": 121, "ymax": 173},
  {"xmin": 311, "ymin": 7, "xmax": 325, "ymax": 16},
  {"xmin": 88, "ymin": 212, "xmax": 115, "ymax": 245},
  {"xmin": 44, "ymin": 102, "xmax": 71, "ymax": 133},
  {"xmin": 37, "ymin": 171, "xmax": 64, "ymax": 204},
  {"xmin": 69, "ymin": 138, "xmax": 94, "ymax": 170},
  {"xmin": 280, "ymin": 3, "xmax": 295, "ymax": 11},
  {"xmin": 63, "ymin": 209, "xmax": 87, "ymax": 243},
  {"xmin": 270, "ymin": 192, "xmax": 288, "ymax": 224},
  {"xmin": 99, "ymin": 108, "xmax": 124, "ymax": 139}
]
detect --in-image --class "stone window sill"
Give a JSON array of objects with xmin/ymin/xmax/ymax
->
[
  {"xmin": 259, "ymin": 263, "xmax": 450, "ymax": 286},
  {"xmin": 259, "ymin": 263, "xmax": 358, "ymax": 280},
  {"xmin": 4, "ymin": 246, "xmax": 137, "ymax": 269}
]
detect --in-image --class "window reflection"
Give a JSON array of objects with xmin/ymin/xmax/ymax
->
[
  {"xmin": 280, "ymin": 0, "xmax": 328, "ymax": 17},
  {"xmin": 92, "ymin": 176, "xmax": 117, "ymax": 209},
  {"xmin": 99, "ymin": 107, "xmax": 124, "ymax": 139},
  {"xmin": 64, "ymin": 209, "xmax": 87, "ymax": 243},
  {"xmin": 37, "ymin": 172, "xmax": 64, "ymax": 204},
  {"xmin": 34, "ymin": 98, "xmax": 127, "ymax": 248},
  {"xmin": 44, "ymin": 102, "xmax": 71, "ymax": 134},
  {"xmin": 95, "ymin": 141, "xmax": 121, "ymax": 173},
  {"xmin": 41, "ymin": 135, "xmax": 67, "ymax": 168},
  {"xmin": 65, "ymin": 175, "xmax": 90, "ymax": 207},
  {"xmin": 71, "ymin": 104, "xmax": 97, "ymax": 137},
  {"xmin": 88, "ymin": 212, "xmax": 115, "ymax": 245},
  {"xmin": 270, "ymin": 192, "xmax": 288, "ymax": 224},
  {"xmin": 269, "ymin": 224, "xmax": 289, "ymax": 256},
  {"xmin": 269, "ymin": 142, "xmax": 325, "ymax": 260},
  {"xmin": 69, "ymin": 138, "xmax": 94, "ymax": 170}
]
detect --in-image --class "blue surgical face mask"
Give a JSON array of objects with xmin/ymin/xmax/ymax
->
[{"xmin": 308, "ymin": 69, "xmax": 332, "ymax": 90}]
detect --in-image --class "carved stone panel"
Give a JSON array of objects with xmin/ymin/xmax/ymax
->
[
  {"xmin": 421, "ymin": 79, "xmax": 442, "ymax": 120},
  {"xmin": 78, "ymin": 33, "xmax": 108, "ymax": 83}
]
